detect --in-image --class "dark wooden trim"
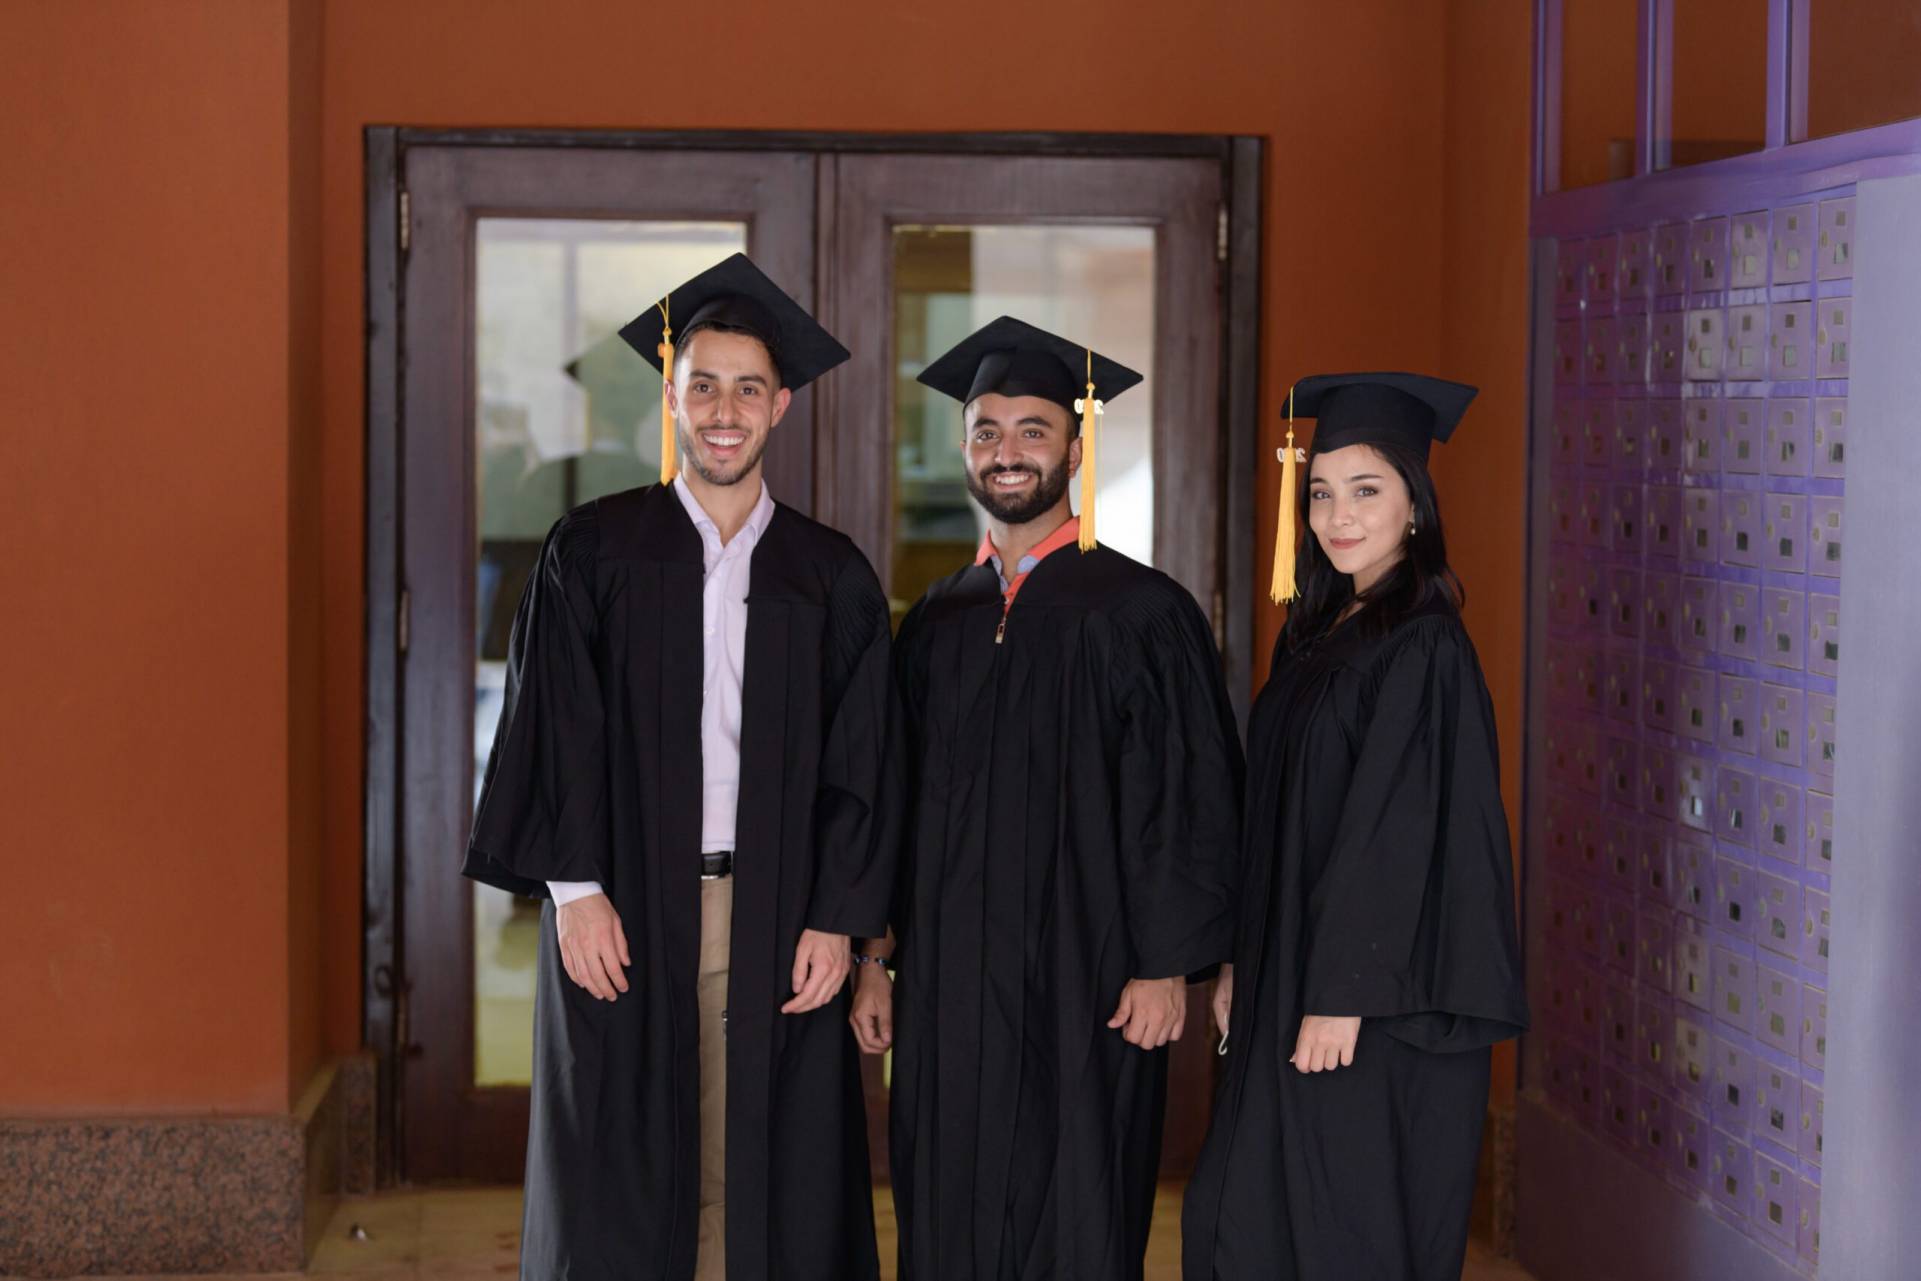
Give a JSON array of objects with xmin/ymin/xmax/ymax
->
[
  {"xmin": 360, "ymin": 124, "xmax": 402, "ymax": 1188},
  {"xmin": 449, "ymin": 1088, "xmax": 534, "ymax": 1185},
  {"xmin": 388, "ymin": 126, "xmax": 1233, "ymax": 161},
  {"xmin": 396, "ymin": 143, "xmax": 486, "ymax": 1182},
  {"xmin": 1221, "ymin": 136, "xmax": 1264, "ymax": 727}
]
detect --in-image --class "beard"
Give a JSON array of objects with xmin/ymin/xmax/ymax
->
[
  {"xmin": 679, "ymin": 422, "xmax": 769, "ymax": 486},
  {"xmin": 966, "ymin": 457, "xmax": 1072, "ymax": 525}
]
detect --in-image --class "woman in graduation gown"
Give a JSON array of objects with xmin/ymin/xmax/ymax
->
[{"xmin": 1182, "ymin": 374, "xmax": 1529, "ymax": 1281}]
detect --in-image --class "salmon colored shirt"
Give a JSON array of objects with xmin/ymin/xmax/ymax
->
[{"xmin": 975, "ymin": 515, "xmax": 1082, "ymax": 607}]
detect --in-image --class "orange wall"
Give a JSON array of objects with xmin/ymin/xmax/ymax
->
[
  {"xmin": 1, "ymin": 0, "xmax": 1539, "ymax": 1117},
  {"xmin": 1807, "ymin": 0, "xmax": 1921, "ymax": 139},
  {"xmin": 287, "ymin": 0, "xmax": 328, "ymax": 1110},
  {"xmin": 1561, "ymin": 0, "xmax": 1638, "ymax": 187},
  {"xmin": 1670, "ymin": 0, "xmax": 1768, "ymax": 152},
  {"xmin": 0, "ymin": 2, "xmax": 309, "ymax": 1114},
  {"xmin": 314, "ymin": 0, "xmax": 1463, "ymax": 1060},
  {"xmin": 1437, "ymin": 0, "xmax": 1534, "ymax": 1101}
]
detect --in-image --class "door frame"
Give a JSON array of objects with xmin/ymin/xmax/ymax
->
[{"xmin": 363, "ymin": 126, "xmax": 1264, "ymax": 1183}]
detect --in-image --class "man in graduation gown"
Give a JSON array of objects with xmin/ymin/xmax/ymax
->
[
  {"xmin": 465, "ymin": 253, "xmax": 898, "ymax": 1281},
  {"xmin": 849, "ymin": 317, "xmax": 1244, "ymax": 1280}
]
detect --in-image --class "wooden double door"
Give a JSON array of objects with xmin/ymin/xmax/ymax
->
[{"xmin": 366, "ymin": 130, "xmax": 1260, "ymax": 1184}]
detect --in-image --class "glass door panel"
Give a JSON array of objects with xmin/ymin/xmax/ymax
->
[
  {"xmin": 397, "ymin": 143, "xmax": 814, "ymax": 1180},
  {"xmin": 471, "ymin": 219, "xmax": 746, "ymax": 1087}
]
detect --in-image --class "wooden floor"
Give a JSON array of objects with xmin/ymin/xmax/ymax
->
[{"xmin": 93, "ymin": 1186, "xmax": 1536, "ymax": 1279}]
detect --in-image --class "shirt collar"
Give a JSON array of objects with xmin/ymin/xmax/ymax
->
[
  {"xmin": 673, "ymin": 473, "xmax": 775, "ymax": 545},
  {"xmin": 975, "ymin": 515, "xmax": 1082, "ymax": 577}
]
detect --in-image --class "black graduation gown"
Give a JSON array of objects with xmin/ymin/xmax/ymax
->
[
  {"xmin": 463, "ymin": 483, "xmax": 899, "ymax": 1281},
  {"xmin": 889, "ymin": 544, "xmax": 1244, "ymax": 1281},
  {"xmin": 1182, "ymin": 601, "xmax": 1529, "ymax": 1281}
]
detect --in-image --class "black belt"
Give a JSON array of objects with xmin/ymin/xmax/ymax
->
[{"xmin": 701, "ymin": 851, "xmax": 734, "ymax": 879}]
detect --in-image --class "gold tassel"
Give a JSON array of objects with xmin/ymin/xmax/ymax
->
[
  {"xmin": 656, "ymin": 297, "xmax": 678, "ymax": 485},
  {"xmin": 1076, "ymin": 350, "xmax": 1100, "ymax": 552},
  {"xmin": 1270, "ymin": 385, "xmax": 1301, "ymax": 604}
]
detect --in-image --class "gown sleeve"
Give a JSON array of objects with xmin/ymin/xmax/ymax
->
[
  {"xmin": 1300, "ymin": 614, "xmax": 1529, "ymax": 1051},
  {"xmin": 802, "ymin": 546, "xmax": 902, "ymax": 938},
  {"xmin": 463, "ymin": 506, "xmax": 609, "ymax": 899},
  {"xmin": 1112, "ymin": 583, "xmax": 1247, "ymax": 981}
]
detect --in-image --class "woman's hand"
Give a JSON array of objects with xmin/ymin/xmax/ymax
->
[
  {"xmin": 848, "ymin": 962, "xmax": 894, "ymax": 1053},
  {"xmin": 1291, "ymin": 1014, "xmax": 1361, "ymax": 1073},
  {"xmin": 1212, "ymin": 964, "xmax": 1234, "ymax": 1043}
]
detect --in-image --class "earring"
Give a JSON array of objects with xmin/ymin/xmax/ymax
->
[{"xmin": 1408, "ymin": 523, "xmax": 1417, "ymax": 536}]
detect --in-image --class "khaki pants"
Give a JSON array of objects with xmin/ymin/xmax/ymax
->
[{"xmin": 696, "ymin": 877, "xmax": 732, "ymax": 1281}]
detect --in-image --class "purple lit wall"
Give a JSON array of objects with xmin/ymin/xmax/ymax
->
[
  {"xmin": 1516, "ymin": 8, "xmax": 1921, "ymax": 1279},
  {"xmin": 1531, "ymin": 192, "xmax": 1850, "ymax": 1276}
]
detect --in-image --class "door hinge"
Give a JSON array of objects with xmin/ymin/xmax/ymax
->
[
  {"xmin": 392, "ymin": 969, "xmax": 424, "ymax": 1060},
  {"xmin": 1216, "ymin": 204, "xmax": 1229, "ymax": 263},
  {"xmin": 1212, "ymin": 588, "xmax": 1226, "ymax": 651},
  {"xmin": 397, "ymin": 586, "xmax": 411, "ymax": 656},
  {"xmin": 398, "ymin": 188, "xmax": 411, "ymax": 253}
]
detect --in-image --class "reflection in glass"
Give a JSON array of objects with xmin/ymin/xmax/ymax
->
[
  {"xmin": 1663, "ymin": 0, "xmax": 1766, "ymax": 171},
  {"xmin": 471, "ymin": 219, "xmax": 747, "ymax": 1086},
  {"xmin": 1808, "ymin": 3, "xmax": 1921, "ymax": 140},
  {"xmin": 890, "ymin": 225, "xmax": 1156, "ymax": 620}
]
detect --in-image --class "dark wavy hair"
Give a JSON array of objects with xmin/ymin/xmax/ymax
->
[
  {"xmin": 1278, "ymin": 437, "xmax": 1465, "ymax": 654},
  {"xmin": 673, "ymin": 318, "xmax": 783, "ymax": 390}
]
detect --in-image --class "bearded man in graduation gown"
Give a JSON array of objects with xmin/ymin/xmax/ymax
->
[
  {"xmin": 848, "ymin": 317, "xmax": 1244, "ymax": 1281},
  {"xmin": 464, "ymin": 254, "xmax": 899, "ymax": 1281}
]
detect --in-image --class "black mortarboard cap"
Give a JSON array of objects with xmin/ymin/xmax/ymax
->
[
  {"xmin": 617, "ymin": 252, "xmax": 850, "ymax": 392},
  {"xmin": 915, "ymin": 315, "xmax": 1143, "ymax": 414},
  {"xmin": 1268, "ymin": 372, "xmax": 1477, "ymax": 604},
  {"xmin": 1290, "ymin": 372, "xmax": 1478, "ymax": 461}
]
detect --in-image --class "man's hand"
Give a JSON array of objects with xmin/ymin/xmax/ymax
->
[
  {"xmin": 1106, "ymin": 977, "xmax": 1186, "ymax": 1049},
  {"xmin": 1291, "ymin": 1014, "xmax": 1362, "ymax": 1073},
  {"xmin": 1212, "ymin": 963, "xmax": 1234, "ymax": 1043},
  {"xmin": 782, "ymin": 929, "xmax": 852, "ymax": 1014},
  {"xmin": 556, "ymin": 893, "xmax": 631, "ymax": 1001},
  {"xmin": 848, "ymin": 963, "xmax": 894, "ymax": 1053}
]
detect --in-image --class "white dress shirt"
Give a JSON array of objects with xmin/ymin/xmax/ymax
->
[{"xmin": 549, "ymin": 477, "xmax": 774, "ymax": 906}]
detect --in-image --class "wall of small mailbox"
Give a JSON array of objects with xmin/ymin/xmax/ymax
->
[{"xmin": 1537, "ymin": 190, "xmax": 1851, "ymax": 1273}]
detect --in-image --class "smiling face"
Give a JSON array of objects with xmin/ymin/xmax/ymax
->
[
  {"xmin": 1306, "ymin": 442, "xmax": 1416, "ymax": 593},
  {"xmin": 667, "ymin": 327, "xmax": 793, "ymax": 486},
  {"xmin": 962, "ymin": 392, "xmax": 1080, "ymax": 525}
]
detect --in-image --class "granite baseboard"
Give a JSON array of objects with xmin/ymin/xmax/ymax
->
[{"xmin": 0, "ymin": 1052, "xmax": 375, "ymax": 1277}]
